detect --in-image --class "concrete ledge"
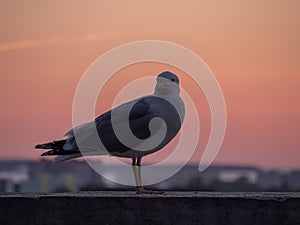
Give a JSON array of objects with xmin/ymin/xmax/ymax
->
[{"xmin": 1, "ymin": 192, "xmax": 299, "ymax": 225}]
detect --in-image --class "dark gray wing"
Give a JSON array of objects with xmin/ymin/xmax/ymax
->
[
  {"xmin": 95, "ymin": 98, "xmax": 160, "ymax": 153},
  {"xmin": 65, "ymin": 97, "xmax": 160, "ymax": 153},
  {"xmin": 65, "ymin": 95, "xmax": 182, "ymax": 155}
]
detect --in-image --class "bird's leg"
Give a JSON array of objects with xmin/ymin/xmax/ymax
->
[
  {"xmin": 132, "ymin": 157, "xmax": 143, "ymax": 192},
  {"xmin": 132, "ymin": 157, "xmax": 163, "ymax": 194}
]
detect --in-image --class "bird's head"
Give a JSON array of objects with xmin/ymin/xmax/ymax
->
[{"xmin": 154, "ymin": 71, "xmax": 180, "ymax": 96}]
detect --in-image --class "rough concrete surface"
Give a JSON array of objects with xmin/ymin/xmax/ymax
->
[{"xmin": 0, "ymin": 192, "xmax": 299, "ymax": 225}]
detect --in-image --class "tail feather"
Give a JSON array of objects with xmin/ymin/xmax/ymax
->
[
  {"xmin": 35, "ymin": 139, "xmax": 79, "ymax": 157},
  {"xmin": 35, "ymin": 140, "xmax": 66, "ymax": 150},
  {"xmin": 40, "ymin": 149, "xmax": 79, "ymax": 156},
  {"xmin": 35, "ymin": 139, "xmax": 105, "ymax": 163},
  {"xmin": 41, "ymin": 149, "xmax": 56, "ymax": 156},
  {"xmin": 35, "ymin": 142, "xmax": 54, "ymax": 149}
]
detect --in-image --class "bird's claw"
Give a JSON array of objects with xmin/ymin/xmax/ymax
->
[{"xmin": 135, "ymin": 187, "xmax": 164, "ymax": 194}]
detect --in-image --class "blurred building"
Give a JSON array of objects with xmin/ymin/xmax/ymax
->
[
  {"xmin": 0, "ymin": 159, "xmax": 299, "ymax": 192},
  {"xmin": 0, "ymin": 159, "xmax": 104, "ymax": 192}
]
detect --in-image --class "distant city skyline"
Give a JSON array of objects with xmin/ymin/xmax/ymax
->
[{"xmin": 1, "ymin": 159, "xmax": 299, "ymax": 193}]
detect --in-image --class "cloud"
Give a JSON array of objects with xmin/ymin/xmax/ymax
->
[
  {"xmin": 0, "ymin": 38, "xmax": 64, "ymax": 52},
  {"xmin": 0, "ymin": 33, "xmax": 103, "ymax": 53}
]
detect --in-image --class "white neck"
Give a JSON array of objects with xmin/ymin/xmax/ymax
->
[{"xmin": 154, "ymin": 85, "xmax": 180, "ymax": 97}]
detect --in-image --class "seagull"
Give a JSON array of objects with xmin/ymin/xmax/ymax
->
[{"xmin": 35, "ymin": 71, "xmax": 185, "ymax": 194}]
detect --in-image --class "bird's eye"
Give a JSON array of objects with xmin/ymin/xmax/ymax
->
[{"xmin": 170, "ymin": 78, "xmax": 175, "ymax": 82}]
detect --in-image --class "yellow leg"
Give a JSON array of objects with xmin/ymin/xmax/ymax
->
[{"xmin": 132, "ymin": 164, "xmax": 143, "ymax": 191}]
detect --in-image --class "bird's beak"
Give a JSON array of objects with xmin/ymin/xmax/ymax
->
[{"xmin": 157, "ymin": 83, "xmax": 167, "ymax": 91}]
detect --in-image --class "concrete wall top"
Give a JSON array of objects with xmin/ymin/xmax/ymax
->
[{"xmin": 1, "ymin": 191, "xmax": 299, "ymax": 225}]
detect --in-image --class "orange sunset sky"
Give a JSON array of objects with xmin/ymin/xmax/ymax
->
[{"xmin": 0, "ymin": 1, "xmax": 299, "ymax": 169}]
